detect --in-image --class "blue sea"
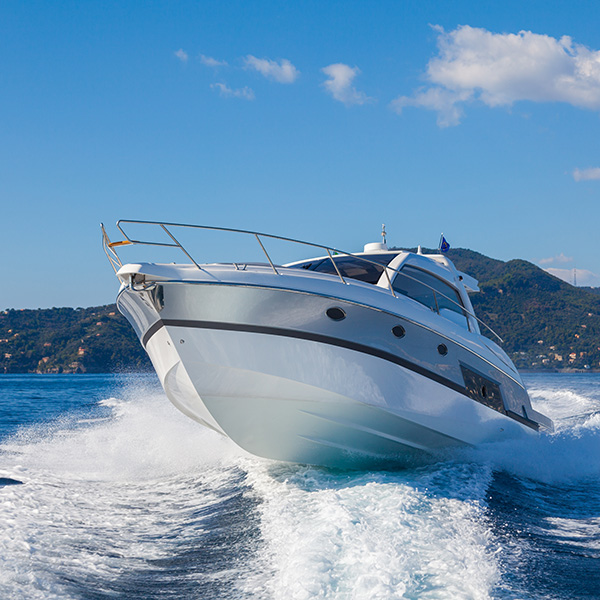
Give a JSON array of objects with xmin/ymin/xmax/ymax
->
[{"xmin": 1, "ymin": 373, "xmax": 599, "ymax": 599}]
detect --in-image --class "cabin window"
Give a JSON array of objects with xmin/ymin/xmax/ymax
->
[
  {"xmin": 393, "ymin": 265, "xmax": 469, "ymax": 328},
  {"xmin": 290, "ymin": 253, "xmax": 398, "ymax": 284},
  {"xmin": 392, "ymin": 266, "xmax": 437, "ymax": 312}
]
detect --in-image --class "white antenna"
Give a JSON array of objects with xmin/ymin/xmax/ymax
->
[{"xmin": 381, "ymin": 224, "xmax": 387, "ymax": 245}]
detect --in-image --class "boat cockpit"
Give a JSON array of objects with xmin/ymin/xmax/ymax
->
[
  {"xmin": 287, "ymin": 250, "xmax": 479, "ymax": 334},
  {"xmin": 287, "ymin": 252, "xmax": 400, "ymax": 284}
]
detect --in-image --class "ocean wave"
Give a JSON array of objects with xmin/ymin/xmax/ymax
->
[
  {"xmin": 527, "ymin": 386, "xmax": 599, "ymax": 428},
  {"xmin": 240, "ymin": 460, "xmax": 499, "ymax": 600},
  {"xmin": 1, "ymin": 373, "xmax": 600, "ymax": 599},
  {"xmin": 0, "ymin": 390, "xmax": 249, "ymax": 599}
]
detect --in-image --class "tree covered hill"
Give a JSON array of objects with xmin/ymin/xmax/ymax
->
[
  {"xmin": 0, "ymin": 305, "xmax": 150, "ymax": 374},
  {"xmin": 446, "ymin": 248, "xmax": 600, "ymax": 370},
  {"xmin": 1, "ymin": 249, "xmax": 599, "ymax": 373}
]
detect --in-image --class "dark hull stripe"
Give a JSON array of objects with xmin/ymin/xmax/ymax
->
[
  {"xmin": 142, "ymin": 318, "xmax": 539, "ymax": 430},
  {"xmin": 506, "ymin": 410, "xmax": 540, "ymax": 431},
  {"xmin": 142, "ymin": 320, "xmax": 165, "ymax": 347}
]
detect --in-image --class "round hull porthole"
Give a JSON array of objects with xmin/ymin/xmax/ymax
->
[
  {"xmin": 326, "ymin": 307, "xmax": 346, "ymax": 321},
  {"xmin": 392, "ymin": 325, "xmax": 406, "ymax": 338}
]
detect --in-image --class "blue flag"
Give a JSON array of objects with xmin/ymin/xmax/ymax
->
[{"xmin": 439, "ymin": 236, "xmax": 450, "ymax": 253}]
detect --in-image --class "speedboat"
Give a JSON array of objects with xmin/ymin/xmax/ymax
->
[{"xmin": 102, "ymin": 220, "xmax": 553, "ymax": 468}]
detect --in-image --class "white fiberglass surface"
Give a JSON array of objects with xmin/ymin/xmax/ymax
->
[{"xmin": 1, "ymin": 373, "xmax": 600, "ymax": 599}]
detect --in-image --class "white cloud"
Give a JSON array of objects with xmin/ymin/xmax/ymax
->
[
  {"xmin": 244, "ymin": 55, "xmax": 299, "ymax": 83},
  {"xmin": 545, "ymin": 267, "xmax": 600, "ymax": 287},
  {"xmin": 391, "ymin": 87, "xmax": 470, "ymax": 127},
  {"xmin": 210, "ymin": 82, "xmax": 255, "ymax": 100},
  {"xmin": 392, "ymin": 25, "xmax": 600, "ymax": 126},
  {"xmin": 321, "ymin": 63, "xmax": 373, "ymax": 106},
  {"xmin": 174, "ymin": 49, "xmax": 189, "ymax": 62},
  {"xmin": 539, "ymin": 253, "xmax": 573, "ymax": 265},
  {"xmin": 573, "ymin": 167, "xmax": 600, "ymax": 181},
  {"xmin": 200, "ymin": 54, "xmax": 228, "ymax": 68}
]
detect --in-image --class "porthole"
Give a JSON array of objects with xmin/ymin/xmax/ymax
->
[
  {"xmin": 437, "ymin": 343, "xmax": 448, "ymax": 356},
  {"xmin": 392, "ymin": 325, "xmax": 406, "ymax": 338},
  {"xmin": 326, "ymin": 307, "xmax": 346, "ymax": 321}
]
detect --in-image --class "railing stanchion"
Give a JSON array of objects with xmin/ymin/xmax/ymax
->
[
  {"xmin": 255, "ymin": 234, "xmax": 279, "ymax": 275},
  {"xmin": 100, "ymin": 223, "xmax": 123, "ymax": 273},
  {"xmin": 326, "ymin": 249, "xmax": 346, "ymax": 285},
  {"xmin": 383, "ymin": 267, "xmax": 396, "ymax": 298},
  {"xmin": 160, "ymin": 225, "xmax": 202, "ymax": 270}
]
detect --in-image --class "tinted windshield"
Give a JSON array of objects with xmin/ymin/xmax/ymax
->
[
  {"xmin": 393, "ymin": 265, "xmax": 469, "ymax": 328},
  {"xmin": 289, "ymin": 253, "xmax": 399, "ymax": 284}
]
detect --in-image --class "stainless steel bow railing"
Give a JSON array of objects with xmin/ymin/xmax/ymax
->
[
  {"xmin": 101, "ymin": 220, "xmax": 503, "ymax": 343},
  {"xmin": 101, "ymin": 219, "xmax": 396, "ymax": 290}
]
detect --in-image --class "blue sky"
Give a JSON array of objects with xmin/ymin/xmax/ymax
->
[{"xmin": 2, "ymin": 0, "xmax": 600, "ymax": 309}]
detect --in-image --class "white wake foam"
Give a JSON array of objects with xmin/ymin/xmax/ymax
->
[
  {"xmin": 528, "ymin": 386, "xmax": 599, "ymax": 428},
  {"xmin": 466, "ymin": 383, "xmax": 600, "ymax": 484},
  {"xmin": 241, "ymin": 461, "xmax": 499, "ymax": 600},
  {"xmin": 0, "ymin": 384, "xmax": 244, "ymax": 599}
]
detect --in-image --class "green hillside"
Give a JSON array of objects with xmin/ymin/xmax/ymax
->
[
  {"xmin": 1, "ymin": 249, "xmax": 599, "ymax": 373},
  {"xmin": 0, "ymin": 305, "xmax": 150, "ymax": 374},
  {"xmin": 447, "ymin": 248, "xmax": 600, "ymax": 370}
]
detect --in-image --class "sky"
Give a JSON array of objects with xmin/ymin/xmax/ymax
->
[{"xmin": 2, "ymin": 0, "xmax": 600, "ymax": 309}]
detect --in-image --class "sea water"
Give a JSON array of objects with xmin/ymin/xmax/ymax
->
[{"xmin": 0, "ymin": 373, "xmax": 599, "ymax": 599}]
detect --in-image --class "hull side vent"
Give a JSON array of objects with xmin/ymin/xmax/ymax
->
[{"xmin": 460, "ymin": 365, "xmax": 505, "ymax": 413}]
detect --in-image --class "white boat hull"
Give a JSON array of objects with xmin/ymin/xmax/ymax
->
[{"xmin": 145, "ymin": 321, "xmax": 536, "ymax": 468}]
